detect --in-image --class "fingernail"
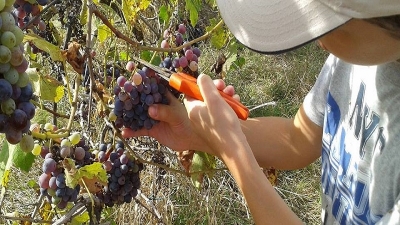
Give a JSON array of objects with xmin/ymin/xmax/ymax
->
[{"xmin": 148, "ymin": 105, "xmax": 157, "ymax": 118}]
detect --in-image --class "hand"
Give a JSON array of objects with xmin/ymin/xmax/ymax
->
[
  {"xmin": 121, "ymin": 75, "xmax": 242, "ymax": 155},
  {"xmin": 121, "ymin": 91, "xmax": 205, "ymax": 152},
  {"xmin": 183, "ymin": 74, "xmax": 246, "ymax": 157}
]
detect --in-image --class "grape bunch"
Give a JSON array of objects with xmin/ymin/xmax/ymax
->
[
  {"xmin": 110, "ymin": 65, "xmax": 169, "ymax": 131},
  {"xmin": 13, "ymin": 0, "xmax": 48, "ymax": 30},
  {"xmin": 95, "ymin": 141, "xmax": 143, "ymax": 207},
  {"xmin": 0, "ymin": 2, "xmax": 35, "ymax": 145},
  {"xmin": 161, "ymin": 23, "xmax": 202, "ymax": 78},
  {"xmin": 37, "ymin": 132, "xmax": 94, "ymax": 209}
]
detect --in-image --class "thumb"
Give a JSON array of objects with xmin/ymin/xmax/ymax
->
[
  {"xmin": 197, "ymin": 74, "xmax": 225, "ymax": 107},
  {"xmin": 148, "ymin": 91, "xmax": 186, "ymax": 122}
]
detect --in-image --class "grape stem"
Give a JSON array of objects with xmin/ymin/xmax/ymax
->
[
  {"xmin": 31, "ymin": 100, "xmax": 70, "ymax": 119},
  {"xmin": 88, "ymin": 2, "xmax": 224, "ymax": 53},
  {"xmin": 21, "ymin": 0, "xmax": 62, "ymax": 31},
  {"xmin": 31, "ymin": 131, "xmax": 69, "ymax": 140}
]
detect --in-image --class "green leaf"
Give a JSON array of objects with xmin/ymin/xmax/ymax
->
[
  {"xmin": 12, "ymin": 145, "xmax": 35, "ymax": 172},
  {"xmin": 70, "ymin": 211, "xmax": 90, "ymax": 225},
  {"xmin": 80, "ymin": 0, "xmax": 88, "ymax": 25},
  {"xmin": 119, "ymin": 51, "xmax": 129, "ymax": 61},
  {"xmin": 151, "ymin": 55, "xmax": 162, "ymax": 66},
  {"xmin": 29, "ymin": 69, "xmax": 64, "ymax": 103},
  {"xmin": 185, "ymin": 0, "xmax": 202, "ymax": 27},
  {"xmin": 190, "ymin": 152, "xmax": 216, "ymax": 189},
  {"xmin": 64, "ymin": 159, "xmax": 107, "ymax": 189},
  {"xmin": 0, "ymin": 135, "xmax": 12, "ymax": 188},
  {"xmin": 23, "ymin": 33, "xmax": 65, "ymax": 62},
  {"xmin": 27, "ymin": 179, "xmax": 39, "ymax": 189},
  {"xmin": 140, "ymin": 51, "xmax": 152, "ymax": 62},
  {"xmin": 97, "ymin": 24, "xmax": 112, "ymax": 43},
  {"xmin": 206, "ymin": 18, "xmax": 227, "ymax": 49},
  {"xmin": 159, "ymin": 5, "xmax": 169, "ymax": 25}
]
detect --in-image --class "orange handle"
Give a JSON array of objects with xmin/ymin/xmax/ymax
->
[{"xmin": 169, "ymin": 73, "xmax": 249, "ymax": 120}]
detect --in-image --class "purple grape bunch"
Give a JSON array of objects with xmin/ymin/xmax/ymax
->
[
  {"xmin": 96, "ymin": 141, "xmax": 143, "ymax": 207},
  {"xmin": 111, "ymin": 66, "xmax": 169, "ymax": 131},
  {"xmin": 37, "ymin": 137, "xmax": 94, "ymax": 209},
  {"xmin": 161, "ymin": 23, "xmax": 202, "ymax": 78},
  {"xmin": 0, "ymin": 4, "xmax": 35, "ymax": 145}
]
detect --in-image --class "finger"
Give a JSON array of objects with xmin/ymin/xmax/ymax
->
[
  {"xmin": 232, "ymin": 94, "xmax": 240, "ymax": 102},
  {"xmin": 121, "ymin": 127, "xmax": 149, "ymax": 139},
  {"xmin": 197, "ymin": 74, "xmax": 225, "ymax": 107},
  {"xmin": 223, "ymin": 85, "xmax": 235, "ymax": 96},
  {"xmin": 213, "ymin": 79, "xmax": 226, "ymax": 90}
]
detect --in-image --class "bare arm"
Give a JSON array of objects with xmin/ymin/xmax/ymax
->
[{"xmin": 241, "ymin": 105, "xmax": 323, "ymax": 170}]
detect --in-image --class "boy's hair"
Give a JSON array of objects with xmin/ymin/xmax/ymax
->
[{"xmin": 366, "ymin": 15, "xmax": 400, "ymax": 39}]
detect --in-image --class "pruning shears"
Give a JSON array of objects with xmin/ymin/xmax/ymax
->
[{"xmin": 131, "ymin": 56, "xmax": 249, "ymax": 120}]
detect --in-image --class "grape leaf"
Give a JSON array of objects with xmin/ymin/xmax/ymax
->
[
  {"xmin": 140, "ymin": 51, "xmax": 152, "ymax": 62},
  {"xmin": 97, "ymin": 24, "xmax": 112, "ymax": 43},
  {"xmin": 159, "ymin": 5, "xmax": 169, "ymax": 25},
  {"xmin": 206, "ymin": 18, "xmax": 227, "ymax": 49},
  {"xmin": 63, "ymin": 159, "xmax": 107, "ymax": 192},
  {"xmin": 23, "ymin": 33, "xmax": 66, "ymax": 62},
  {"xmin": 29, "ymin": 70, "xmax": 64, "ymax": 103},
  {"xmin": 71, "ymin": 211, "xmax": 90, "ymax": 224},
  {"xmin": 0, "ymin": 135, "xmax": 12, "ymax": 188},
  {"xmin": 190, "ymin": 151, "xmax": 216, "ymax": 189},
  {"xmin": 12, "ymin": 145, "xmax": 35, "ymax": 172},
  {"xmin": 185, "ymin": 0, "xmax": 201, "ymax": 27}
]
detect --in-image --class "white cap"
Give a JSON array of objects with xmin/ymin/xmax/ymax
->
[{"xmin": 216, "ymin": 0, "xmax": 400, "ymax": 54}]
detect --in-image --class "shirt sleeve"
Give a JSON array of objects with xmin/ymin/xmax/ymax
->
[
  {"xmin": 376, "ymin": 201, "xmax": 400, "ymax": 225},
  {"xmin": 303, "ymin": 54, "xmax": 337, "ymax": 127}
]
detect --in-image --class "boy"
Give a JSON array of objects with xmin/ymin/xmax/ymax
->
[{"xmin": 123, "ymin": 0, "xmax": 400, "ymax": 224}]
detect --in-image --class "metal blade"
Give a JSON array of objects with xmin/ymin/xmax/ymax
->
[{"xmin": 131, "ymin": 56, "xmax": 171, "ymax": 81}]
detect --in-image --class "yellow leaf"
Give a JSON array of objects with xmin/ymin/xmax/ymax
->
[
  {"xmin": 23, "ymin": 33, "xmax": 66, "ymax": 62},
  {"xmin": 1, "ymin": 170, "xmax": 9, "ymax": 187},
  {"xmin": 97, "ymin": 24, "xmax": 112, "ymax": 43},
  {"xmin": 29, "ymin": 70, "xmax": 64, "ymax": 103}
]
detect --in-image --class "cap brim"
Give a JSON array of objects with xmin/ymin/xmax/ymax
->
[{"xmin": 216, "ymin": 0, "xmax": 351, "ymax": 54}]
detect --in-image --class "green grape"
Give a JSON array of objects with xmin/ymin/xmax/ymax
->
[
  {"xmin": 16, "ymin": 71, "xmax": 29, "ymax": 87},
  {"xmin": 9, "ymin": 26, "xmax": 24, "ymax": 45},
  {"xmin": 44, "ymin": 123, "xmax": 54, "ymax": 131},
  {"xmin": 1, "ymin": 98, "xmax": 15, "ymax": 115},
  {"xmin": 0, "ymin": 11, "xmax": 16, "ymax": 31},
  {"xmin": 60, "ymin": 139, "xmax": 71, "ymax": 147},
  {"xmin": 1, "ymin": 31, "xmax": 16, "ymax": 48},
  {"xmin": 10, "ymin": 46, "xmax": 23, "ymax": 66},
  {"xmin": 0, "ymin": 45, "xmax": 11, "ymax": 63},
  {"xmin": 4, "ymin": 67, "xmax": 18, "ymax": 84},
  {"xmin": 20, "ymin": 134, "xmax": 34, "ymax": 153},
  {"xmin": 109, "ymin": 111, "xmax": 117, "ymax": 121},
  {"xmin": 5, "ymin": 0, "xmax": 15, "ymax": 7},
  {"xmin": 0, "ymin": 0, "xmax": 5, "ymax": 11},
  {"xmin": 32, "ymin": 143, "xmax": 42, "ymax": 156},
  {"xmin": 68, "ymin": 132, "xmax": 81, "ymax": 145}
]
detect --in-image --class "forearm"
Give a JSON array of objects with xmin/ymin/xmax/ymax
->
[
  {"xmin": 241, "ymin": 106, "xmax": 322, "ymax": 170},
  {"xmin": 220, "ymin": 137, "xmax": 303, "ymax": 224}
]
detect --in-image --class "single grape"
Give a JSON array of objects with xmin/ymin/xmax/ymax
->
[
  {"xmin": 160, "ymin": 39, "xmax": 170, "ymax": 48},
  {"xmin": 1, "ymin": 98, "xmax": 15, "ymax": 115},
  {"xmin": 189, "ymin": 61, "xmax": 198, "ymax": 72},
  {"xmin": 0, "ymin": 45, "xmax": 11, "ymax": 63},
  {"xmin": 68, "ymin": 132, "xmax": 81, "ymax": 145},
  {"xmin": 20, "ymin": 134, "xmax": 34, "ymax": 153},
  {"xmin": 38, "ymin": 173, "xmax": 51, "ymax": 189},
  {"xmin": 117, "ymin": 76, "xmax": 127, "ymax": 87},
  {"xmin": 125, "ymin": 61, "xmax": 135, "ymax": 72},
  {"xmin": 185, "ymin": 49, "xmax": 194, "ymax": 61},
  {"xmin": 1, "ymin": 31, "xmax": 16, "ymax": 48},
  {"xmin": 74, "ymin": 147, "xmax": 85, "ymax": 161},
  {"xmin": 179, "ymin": 56, "xmax": 188, "ymax": 68},
  {"xmin": 4, "ymin": 68, "xmax": 19, "ymax": 84},
  {"xmin": 60, "ymin": 146, "xmax": 71, "ymax": 158},
  {"xmin": 178, "ymin": 24, "xmax": 186, "ymax": 34},
  {"xmin": 0, "ymin": 79, "xmax": 12, "ymax": 101},
  {"xmin": 43, "ymin": 158, "xmax": 57, "ymax": 174}
]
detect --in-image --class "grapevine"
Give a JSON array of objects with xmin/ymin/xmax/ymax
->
[{"xmin": 0, "ymin": 0, "xmax": 237, "ymax": 224}]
